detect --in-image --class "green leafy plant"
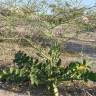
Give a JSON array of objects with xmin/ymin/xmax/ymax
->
[{"xmin": 0, "ymin": 43, "xmax": 96, "ymax": 96}]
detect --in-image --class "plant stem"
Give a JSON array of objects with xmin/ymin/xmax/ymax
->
[
  {"xmin": 53, "ymin": 83, "xmax": 59, "ymax": 96},
  {"xmin": 50, "ymin": 82, "xmax": 59, "ymax": 96}
]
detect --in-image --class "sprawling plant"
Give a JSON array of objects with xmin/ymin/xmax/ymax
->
[{"xmin": 0, "ymin": 43, "xmax": 96, "ymax": 96}]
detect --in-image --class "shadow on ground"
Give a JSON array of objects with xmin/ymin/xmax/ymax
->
[{"xmin": 64, "ymin": 42, "xmax": 96, "ymax": 58}]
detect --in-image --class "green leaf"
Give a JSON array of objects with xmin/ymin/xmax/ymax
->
[
  {"xmin": 0, "ymin": 72, "xmax": 3, "ymax": 79},
  {"xmin": 83, "ymin": 59, "xmax": 86, "ymax": 65},
  {"xmin": 15, "ymin": 68, "xmax": 20, "ymax": 75},
  {"xmin": 10, "ymin": 67, "xmax": 14, "ymax": 74},
  {"xmin": 3, "ymin": 70, "xmax": 8, "ymax": 75}
]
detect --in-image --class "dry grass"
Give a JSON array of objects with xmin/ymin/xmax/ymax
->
[{"xmin": 0, "ymin": 41, "xmax": 38, "ymax": 63}]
